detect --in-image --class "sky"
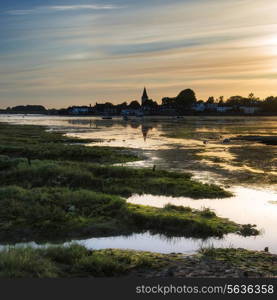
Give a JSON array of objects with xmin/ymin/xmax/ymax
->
[{"xmin": 1, "ymin": 0, "xmax": 277, "ymax": 108}]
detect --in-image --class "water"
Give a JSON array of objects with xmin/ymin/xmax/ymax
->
[{"xmin": 1, "ymin": 114, "xmax": 277, "ymax": 253}]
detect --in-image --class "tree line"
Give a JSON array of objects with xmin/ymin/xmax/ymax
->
[{"xmin": 1, "ymin": 89, "xmax": 277, "ymax": 114}]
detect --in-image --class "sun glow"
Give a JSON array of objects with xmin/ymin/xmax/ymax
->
[{"xmin": 264, "ymin": 35, "xmax": 277, "ymax": 55}]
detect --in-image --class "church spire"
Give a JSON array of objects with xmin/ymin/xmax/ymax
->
[
  {"xmin": 141, "ymin": 87, "xmax": 149, "ymax": 105},
  {"xmin": 142, "ymin": 87, "xmax": 148, "ymax": 99}
]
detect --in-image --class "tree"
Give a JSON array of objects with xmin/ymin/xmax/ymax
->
[
  {"xmin": 217, "ymin": 96, "xmax": 224, "ymax": 105},
  {"xmin": 248, "ymin": 93, "xmax": 255, "ymax": 100},
  {"xmin": 104, "ymin": 102, "xmax": 114, "ymax": 109},
  {"xmin": 207, "ymin": 96, "xmax": 215, "ymax": 104},
  {"xmin": 226, "ymin": 96, "xmax": 245, "ymax": 106},
  {"xmin": 129, "ymin": 100, "xmax": 141, "ymax": 110},
  {"xmin": 175, "ymin": 89, "xmax": 197, "ymax": 108},
  {"xmin": 262, "ymin": 96, "xmax": 277, "ymax": 112},
  {"xmin": 143, "ymin": 99, "xmax": 158, "ymax": 108}
]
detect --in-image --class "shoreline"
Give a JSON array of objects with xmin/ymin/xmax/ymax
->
[{"xmin": 0, "ymin": 246, "xmax": 276, "ymax": 278}]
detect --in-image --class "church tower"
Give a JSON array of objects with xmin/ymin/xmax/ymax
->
[{"xmin": 141, "ymin": 87, "xmax": 149, "ymax": 105}]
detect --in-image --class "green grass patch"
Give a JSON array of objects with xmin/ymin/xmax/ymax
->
[
  {"xmin": 126, "ymin": 203, "xmax": 245, "ymax": 238},
  {"xmin": 0, "ymin": 186, "xmax": 128, "ymax": 242},
  {"xmin": 0, "ymin": 186, "xmax": 256, "ymax": 243},
  {"xmin": 0, "ymin": 245, "xmax": 171, "ymax": 278},
  {"xmin": 0, "ymin": 158, "xmax": 232, "ymax": 199},
  {"xmin": 0, "ymin": 123, "xmax": 138, "ymax": 164}
]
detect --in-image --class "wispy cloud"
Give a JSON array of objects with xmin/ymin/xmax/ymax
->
[
  {"xmin": 6, "ymin": 4, "xmax": 119, "ymax": 16},
  {"xmin": 1, "ymin": 0, "xmax": 277, "ymax": 108}
]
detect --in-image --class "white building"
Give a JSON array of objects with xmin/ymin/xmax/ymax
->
[
  {"xmin": 192, "ymin": 103, "xmax": 205, "ymax": 112},
  {"xmin": 69, "ymin": 106, "xmax": 90, "ymax": 115},
  {"xmin": 239, "ymin": 106, "xmax": 260, "ymax": 114},
  {"xmin": 216, "ymin": 106, "xmax": 233, "ymax": 113},
  {"xmin": 206, "ymin": 103, "xmax": 218, "ymax": 110}
]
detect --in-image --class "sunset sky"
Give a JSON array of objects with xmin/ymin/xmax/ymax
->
[{"xmin": 1, "ymin": 0, "xmax": 277, "ymax": 108}]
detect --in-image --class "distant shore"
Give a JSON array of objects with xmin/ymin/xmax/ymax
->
[{"xmin": 2, "ymin": 111, "xmax": 277, "ymax": 117}]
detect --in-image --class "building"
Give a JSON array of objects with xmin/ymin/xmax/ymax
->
[
  {"xmin": 141, "ymin": 87, "xmax": 149, "ymax": 105},
  {"xmin": 192, "ymin": 102, "xmax": 205, "ymax": 112},
  {"xmin": 239, "ymin": 106, "xmax": 260, "ymax": 114},
  {"xmin": 68, "ymin": 105, "xmax": 93, "ymax": 115},
  {"xmin": 121, "ymin": 109, "xmax": 142, "ymax": 116},
  {"xmin": 216, "ymin": 106, "xmax": 233, "ymax": 113},
  {"xmin": 205, "ymin": 103, "xmax": 218, "ymax": 111},
  {"xmin": 94, "ymin": 103, "xmax": 117, "ymax": 115}
]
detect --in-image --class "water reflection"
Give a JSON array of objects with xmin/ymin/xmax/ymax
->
[
  {"xmin": 0, "ymin": 233, "xmax": 227, "ymax": 254},
  {"xmin": 66, "ymin": 118, "xmax": 154, "ymax": 142},
  {"xmin": 2, "ymin": 114, "xmax": 276, "ymax": 185},
  {"xmin": 0, "ymin": 232, "xmax": 267, "ymax": 255},
  {"xmin": 72, "ymin": 232, "xmax": 264, "ymax": 254},
  {"xmin": 141, "ymin": 125, "xmax": 153, "ymax": 141},
  {"xmin": 125, "ymin": 186, "xmax": 277, "ymax": 253}
]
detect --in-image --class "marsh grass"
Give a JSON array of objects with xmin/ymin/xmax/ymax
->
[
  {"xmin": 0, "ymin": 123, "xmax": 138, "ymax": 164},
  {"xmin": 2, "ymin": 245, "xmax": 276, "ymax": 278},
  {"xmin": 0, "ymin": 247, "xmax": 59, "ymax": 278},
  {"xmin": 0, "ymin": 186, "xmax": 127, "ymax": 242},
  {"xmin": 0, "ymin": 245, "xmax": 169, "ymax": 278},
  {"xmin": 0, "ymin": 123, "xmax": 99, "ymax": 145},
  {"xmin": 0, "ymin": 158, "xmax": 232, "ymax": 199},
  {"xmin": 0, "ymin": 155, "xmax": 25, "ymax": 170},
  {"xmin": 200, "ymin": 247, "xmax": 277, "ymax": 276},
  {"xmin": 127, "ymin": 203, "xmax": 240, "ymax": 237},
  {"xmin": 0, "ymin": 186, "xmax": 254, "ymax": 243}
]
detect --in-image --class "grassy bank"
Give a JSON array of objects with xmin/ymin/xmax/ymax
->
[
  {"xmin": 0, "ymin": 157, "xmax": 232, "ymax": 198},
  {"xmin": 0, "ymin": 245, "xmax": 169, "ymax": 278},
  {"xmin": 0, "ymin": 186, "xmax": 254, "ymax": 243},
  {"xmin": 0, "ymin": 245, "xmax": 275, "ymax": 278},
  {"xmin": 0, "ymin": 123, "xmax": 138, "ymax": 164}
]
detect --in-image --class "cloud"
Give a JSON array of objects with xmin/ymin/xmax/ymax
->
[
  {"xmin": 6, "ymin": 4, "xmax": 119, "ymax": 16},
  {"xmin": 48, "ymin": 5, "xmax": 119, "ymax": 11},
  {"xmin": 1, "ymin": 0, "xmax": 277, "ymax": 108}
]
